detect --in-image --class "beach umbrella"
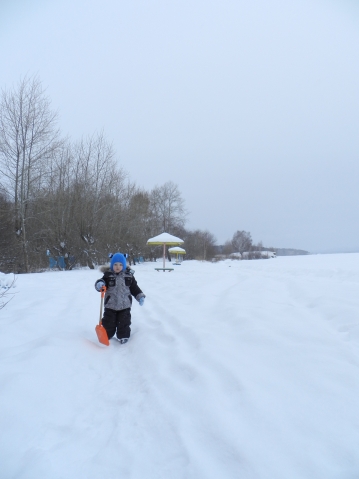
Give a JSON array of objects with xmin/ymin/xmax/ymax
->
[
  {"xmin": 168, "ymin": 246, "xmax": 186, "ymax": 264},
  {"xmin": 147, "ymin": 232, "xmax": 184, "ymax": 270}
]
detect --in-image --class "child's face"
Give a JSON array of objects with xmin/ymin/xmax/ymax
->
[{"xmin": 113, "ymin": 263, "xmax": 123, "ymax": 273}]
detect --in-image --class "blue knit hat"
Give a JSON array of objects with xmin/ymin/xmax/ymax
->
[{"xmin": 110, "ymin": 253, "xmax": 127, "ymax": 271}]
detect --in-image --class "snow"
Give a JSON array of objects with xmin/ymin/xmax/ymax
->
[
  {"xmin": 0, "ymin": 272, "xmax": 15, "ymax": 289},
  {"xmin": 1, "ymin": 254, "xmax": 359, "ymax": 478},
  {"xmin": 147, "ymin": 232, "xmax": 184, "ymax": 244},
  {"xmin": 168, "ymin": 247, "xmax": 186, "ymax": 253}
]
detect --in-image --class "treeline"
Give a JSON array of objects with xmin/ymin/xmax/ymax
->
[
  {"xmin": 0, "ymin": 76, "xmax": 220, "ymax": 273},
  {"xmin": 216, "ymin": 230, "xmax": 275, "ymax": 258},
  {"xmin": 0, "ymin": 76, "xmax": 278, "ymax": 273},
  {"xmin": 217, "ymin": 232, "xmax": 310, "ymax": 258}
]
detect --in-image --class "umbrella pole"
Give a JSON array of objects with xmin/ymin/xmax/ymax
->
[{"xmin": 163, "ymin": 243, "xmax": 166, "ymax": 269}]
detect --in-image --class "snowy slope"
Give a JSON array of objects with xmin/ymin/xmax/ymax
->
[{"xmin": 1, "ymin": 255, "xmax": 359, "ymax": 479}]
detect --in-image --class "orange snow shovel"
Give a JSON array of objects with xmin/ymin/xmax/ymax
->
[{"xmin": 95, "ymin": 286, "xmax": 110, "ymax": 346}]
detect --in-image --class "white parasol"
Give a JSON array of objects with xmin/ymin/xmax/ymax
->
[
  {"xmin": 147, "ymin": 232, "xmax": 184, "ymax": 269},
  {"xmin": 168, "ymin": 246, "xmax": 186, "ymax": 264}
]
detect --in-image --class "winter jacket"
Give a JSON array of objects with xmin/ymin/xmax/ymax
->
[{"xmin": 95, "ymin": 266, "xmax": 145, "ymax": 311}]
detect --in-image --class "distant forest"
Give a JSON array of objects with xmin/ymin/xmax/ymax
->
[{"xmin": 0, "ymin": 77, "xmax": 307, "ymax": 273}]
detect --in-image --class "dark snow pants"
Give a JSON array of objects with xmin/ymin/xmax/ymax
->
[{"xmin": 102, "ymin": 308, "xmax": 131, "ymax": 340}]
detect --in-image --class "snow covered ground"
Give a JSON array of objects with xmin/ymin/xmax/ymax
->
[{"xmin": 1, "ymin": 254, "xmax": 359, "ymax": 479}]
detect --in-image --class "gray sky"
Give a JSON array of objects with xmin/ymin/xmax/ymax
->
[{"xmin": 2, "ymin": 0, "xmax": 359, "ymax": 253}]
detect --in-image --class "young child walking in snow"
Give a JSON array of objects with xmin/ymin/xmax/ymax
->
[{"xmin": 94, "ymin": 253, "xmax": 145, "ymax": 344}]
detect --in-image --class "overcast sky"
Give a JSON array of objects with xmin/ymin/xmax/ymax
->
[{"xmin": 1, "ymin": 0, "xmax": 359, "ymax": 253}]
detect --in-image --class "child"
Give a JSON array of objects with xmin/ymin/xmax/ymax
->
[{"xmin": 95, "ymin": 253, "xmax": 145, "ymax": 343}]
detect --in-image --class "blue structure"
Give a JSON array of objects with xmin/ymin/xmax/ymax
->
[
  {"xmin": 49, "ymin": 257, "xmax": 57, "ymax": 268},
  {"xmin": 48, "ymin": 256, "xmax": 67, "ymax": 269}
]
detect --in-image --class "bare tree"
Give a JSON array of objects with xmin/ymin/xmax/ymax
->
[
  {"xmin": 222, "ymin": 240, "xmax": 234, "ymax": 255},
  {"xmin": 121, "ymin": 189, "xmax": 152, "ymax": 263},
  {"xmin": 183, "ymin": 229, "xmax": 217, "ymax": 260},
  {"xmin": 0, "ymin": 76, "xmax": 61, "ymax": 272},
  {"xmin": 0, "ymin": 274, "xmax": 16, "ymax": 310},
  {"xmin": 0, "ymin": 189, "xmax": 15, "ymax": 272},
  {"xmin": 0, "ymin": 77, "xmax": 193, "ymax": 272},
  {"xmin": 150, "ymin": 181, "xmax": 186, "ymax": 233},
  {"xmin": 232, "ymin": 230, "xmax": 252, "ymax": 254},
  {"xmin": 33, "ymin": 141, "xmax": 78, "ymax": 268},
  {"xmin": 70, "ymin": 133, "xmax": 127, "ymax": 268},
  {"xmin": 200, "ymin": 230, "xmax": 217, "ymax": 260}
]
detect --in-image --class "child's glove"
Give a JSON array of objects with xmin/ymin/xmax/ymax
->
[
  {"xmin": 139, "ymin": 297, "xmax": 145, "ymax": 306},
  {"xmin": 95, "ymin": 280, "xmax": 105, "ymax": 292}
]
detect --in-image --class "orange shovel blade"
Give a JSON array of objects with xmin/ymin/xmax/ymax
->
[{"xmin": 95, "ymin": 324, "xmax": 110, "ymax": 346}]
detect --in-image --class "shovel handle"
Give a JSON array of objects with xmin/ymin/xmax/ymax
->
[{"xmin": 99, "ymin": 285, "xmax": 107, "ymax": 325}]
